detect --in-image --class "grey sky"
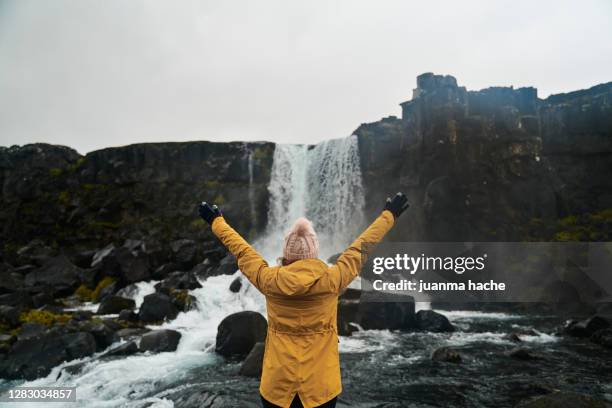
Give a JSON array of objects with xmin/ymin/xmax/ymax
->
[{"xmin": 1, "ymin": 0, "xmax": 611, "ymax": 154}]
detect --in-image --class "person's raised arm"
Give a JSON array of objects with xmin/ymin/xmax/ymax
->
[
  {"xmin": 199, "ymin": 202, "xmax": 269, "ymax": 291},
  {"xmin": 328, "ymin": 192, "xmax": 409, "ymax": 292}
]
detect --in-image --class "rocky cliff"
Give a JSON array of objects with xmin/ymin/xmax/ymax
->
[
  {"xmin": 356, "ymin": 73, "xmax": 612, "ymax": 243},
  {"xmin": 1, "ymin": 141, "xmax": 274, "ymax": 259}
]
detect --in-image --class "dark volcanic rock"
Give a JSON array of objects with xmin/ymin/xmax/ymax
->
[
  {"xmin": 102, "ymin": 340, "xmax": 138, "ymax": 357},
  {"xmin": 0, "ymin": 305, "xmax": 20, "ymax": 326},
  {"xmin": 97, "ymin": 296, "xmax": 136, "ymax": 315},
  {"xmin": 229, "ymin": 277, "xmax": 242, "ymax": 293},
  {"xmin": 170, "ymin": 239, "xmax": 201, "ymax": 270},
  {"xmin": 118, "ymin": 309, "xmax": 139, "ymax": 322},
  {"xmin": 415, "ymin": 310, "xmax": 455, "ymax": 332},
  {"xmin": 215, "ymin": 311, "xmax": 267, "ymax": 357},
  {"xmin": 0, "ymin": 331, "xmax": 96, "ymax": 380},
  {"xmin": 80, "ymin": 321, "xmax": 119, "ymax": 351},
  {"xmin": 139, "ymin": 329, "xmax": 182, "ymax": 353},
  {"xmin": 431, "ymin": 347, "xmax": 462, "ymax": 363},
  {"xmin": 155, "ymin": 270, "xmax": 202, "ymax": 291},
  {"xmin": 117, "ymin": 327, "xmax": 150, "ymax": 339},
  {"xmin": 24, "ymin": 255, "xmax": 81, "ymax": 297},
  {"xmin": 139, "ymin": 293, "xmax": 178, "ymax": 323},
  {"xmin": 239, "ymin": 342, "xmax": 265, "ymax": 377},
  {"xmin": 16, "ymin": 240, "xmax": 55, "ymax": 266},
  {"xmin": 590, "ymin": 328, "xmax": 612, "ymax": 348},
  {"xmin": 564, "ymin": 316, "xmax": 611, "ymax": 338}
]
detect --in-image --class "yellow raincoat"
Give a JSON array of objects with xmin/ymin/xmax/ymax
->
[{"xmin": 212, "ymin": 210, "xmax": 395, "ymax": 408}]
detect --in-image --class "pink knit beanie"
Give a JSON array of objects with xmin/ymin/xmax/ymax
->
[{"xmin": 283, "ymin": 217, "xmax": 319, "ymax": 262}]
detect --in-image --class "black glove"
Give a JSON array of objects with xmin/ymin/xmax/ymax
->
[
  {"xmin": 198, "ymin": 202, "xmax": 222, "ymax": 225},
  {"xmin": 384, "ymin": 192, "xmax": 410, "ymax": 219}
]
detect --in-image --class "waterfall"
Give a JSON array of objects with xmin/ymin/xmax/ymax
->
[
  {"xmin": 2, "ymin": 135, "xmax": 367, "ymax": 408},
  {"xmin": 256, "ymin": 135, "xmax": 365, "ymax": 261}
]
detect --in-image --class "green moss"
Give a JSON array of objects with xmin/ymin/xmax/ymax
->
[
  {"xmin": 74, "ymin": 284, "xmax": 93, "ymax": 301},
  {"xmin": 49, "ymin": 167, "xmax": 63, "ymax": 177},
  {"xmin": 19, "ymin": 309, "xmax": 72, "ymax": 326},
  {"xmin": 58, "ymin": 191, "xmax": 70, "ymax": 206},
  {"xmin": 92, "ymin": 277, "xmax": 116, "ymax": 301},
  {"xmin": 190, "ymin": 218, "xmax": 205, "ymax": 228},
  {"xmin": 67, "ymin": 157, "xmax": 86, "ymax": 173},
  {"xmin": 203, "ymin": 180, "xmax": 220, "ymax": 189},
  {"xmin": 252, "ymin": 146, "xmax": 269, "ymax": 160},
  {"xmin": 213, "ymin": 194, "xmax": 226, "ymax": 205}
]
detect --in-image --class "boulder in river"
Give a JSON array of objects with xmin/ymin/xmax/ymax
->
[
  {"xmin": 215, "ymin": 311, "xmax": 267, "ymax": 357},
  {"xmin": 415, "ymin": 310, "xmax": 455, "ymax": 332},
  {"xmin": 564, "ymin": 315, "xmax": 611, "ymax": 338},
  {"xmin": 0, "ymin": 331, "xmax": 96, "ymax": 380},
  {"xmin": 79, "ymin": 321, "xmax": 119, "ymax": 351},
  {"xmin": 239, "ymin": 342, "xmax": 265, "ymax": 377},
  {"xmin": 139, "ymin": 329, "xmax": 182, "ymax": 353},
  {"xmin": 97, "ymin": 296, "xmax": 136, "ymax": 315},
  {"xmin": 590, "ymin": 328, "xmax": 612, "ymax": 348},
  {"xmin": 139, "ymin": 292, "xmax": 179, "ymax": 323},
  {"xmin": 229, "ymin": 277, "xmax": 242, "ymax": 293},
  {"xmin": 102, "ymin": 340, "xmax": 139, "ymax": 357},
  {"xmin": 155, "ymin": 270, "xmax": 202, "ymax": 291},
  {"xmin": 431, "ymin": 347, "xmax": 462, "ymax": 363}
]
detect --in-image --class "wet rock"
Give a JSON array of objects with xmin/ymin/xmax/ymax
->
[
  {"xmin": 215, "ymin": 311, "xmax": 267, "ymax": 357},
  {"xmin": 80, "ymin": 322, "xmax": 119, "ymax": 351},
  {"xmin": 239, "ymin": 342, "xmax": 265, "ymax": 377},
  {"xmin": 155, "ymin": 270, "xmax": 202, "ymax": 291},
  {"xmin": 24, "ymin": 255, "xmax": 81, "ymax": 297},
  {"xmin": 118, "ymin": 309, "xmax": 139, "ymax": 322},
  {"xmin": 96, "ymin": 281, "xmax": 119, "ymax": 302},
  {"xmin": 564, "ymin": 315, "xmax": 611, "ymax": 338},
  {"xmin": 0, "ymin": 305, "xmax": 20, "ymax": 326},
  {"xmin": 431, "ymin": 347, "xmax": 462, "ymax": 363},
  {"xmin": 170, "ymin": 239, "xmax": 201, "ymax": 270},
  {"xmin": 32, "ymin": 292, "xmax": 55, "ymax": 308},
  {"xmin": 506, "ymin": 347, "xmax": 541, "ymax": 360},
  {"xmin": 167, "ymin": 289, "xmax": 197, "ymax": 312},
  {"xmin": 139, "ymin": 329, "xmax": 182, "ymax": 353},
  {"xmin": 205, "ymin": 254, "xmax": 238, "ymax": 277},
  {"xmin": 97, "ymin": 296, "xmax": 135, "ymax": 315},
  {"xmin": 0, "ymin": 331, "xmax": 96, "ymax": 380},
  {"xmin": 152, "ymin": 263, "xmax": 179, "ymax": 280},
  {"xmin": 71, "ymin": 249, "xmax": 96, "ymax": 269},
  {"xmin": 0, "ymin": 265, "xmax": 23, "ymax": 294},
  {"xmin": 117, "ymin": 327, "xmax": 150, "ymax": 339},
  {"xmin": 101, "ymin": 340, "xmax": 138, "ymax": 357},
  {"xmin": 0, "ymin": 292, "xmax": 32, "ymax": 308},
  {"xmin": 590, "ymin": 328, "xmax": 612, "ymax": 348},
  {"xmin": 16, "ymin": 240, "xmax": 55, "ymax": 266},
  {"xmin": 139, "ymin": 292, "xmax": 178, "ymax": 323},
  {"xmin": 91, "ymin": 244, "xmax": 151, "ymax": 283},
  {"xmin": 415, "ymin": 310, "xmax": 455, "ymax": 332},
  {"xmin": 229, "ymin": 277, "xmax": 242, "ymax": 293},
  {"xmin": 503, "ymin": 332, "xmax": 522, "ymax": 343},
  {"xmin": 517, "ymin": 391, "xmax": 611, "ymax": 408},
  {"xmin": 16, "ymin": 322, "xmax": 46, "ymax": 341}
]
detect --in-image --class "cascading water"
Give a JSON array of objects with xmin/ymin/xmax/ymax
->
[
  {"xmin": 256, "ymin": 135, "xmax": 365, "ymax": 261},
  {"xmin": 2, "ymin": 135, "xmax": 367, "ymax": 407}
]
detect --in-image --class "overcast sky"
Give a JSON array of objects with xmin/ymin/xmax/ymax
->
[{"xmin": 1, "ymin": 0, "xmax": 611, "ymax": 154}]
